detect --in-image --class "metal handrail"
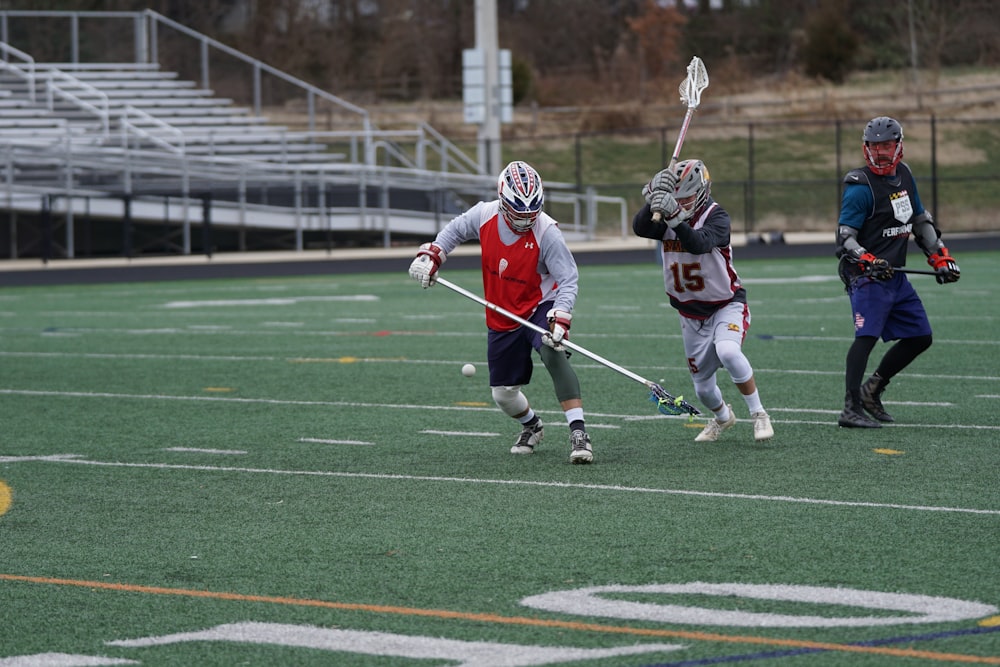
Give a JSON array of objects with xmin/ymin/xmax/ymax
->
[
  {"xmin": 417, "ymin": 122, "xmax": 481, "ymax": 174},
  {"xmin": 120, "ymin": 104, "xmax": 184, "ymax": 155},
  {"xmin": 0, "ymin": 41, "xmax": 36, "ymax": 102},
  {"xmin": 141, "ymin": 10, "xmax": 479, "ymax": 174},
  {"xmin": 45, "ymin": 67, "xmax": 110, "ymax": 138},
  {"xmin": 142, "ymin": 11, "xmax": 367, "ymax": 118}
]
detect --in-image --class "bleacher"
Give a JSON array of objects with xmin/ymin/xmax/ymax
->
[
  {"xmin": 0, "ymin": 62, "xmax": 336, "ymax": 164},
  {"xmin": 0, "ymin": 9, "xmax": 618, "ymax": 260}
]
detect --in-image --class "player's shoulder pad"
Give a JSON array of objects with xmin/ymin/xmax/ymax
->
[{"xmin": 843, "ymin": 168, "xmax": 869, "ymax": 185}]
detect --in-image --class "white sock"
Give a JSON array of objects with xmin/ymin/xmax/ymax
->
[
  {"xmin": 564, "ymin": 407, "xmax": 584, "ymax": 425},
  {"xmin": 743, "ymin": 390, "xmax": 764, "ymax": 414}
]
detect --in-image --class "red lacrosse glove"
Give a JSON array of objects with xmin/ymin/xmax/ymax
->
[
  {"xmin": 857, "ymin": 252, "xmax": 893, "ymax": 280},
  {"xmin": 927, "ymin": 247, "xmax": 960, "ymax": 284}
]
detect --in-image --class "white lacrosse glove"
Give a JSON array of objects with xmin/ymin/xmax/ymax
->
[
  {"xmin": 542, "ymin": 308, "xmax": 572, "ymax": 350},
  {"xmin": 641, "ymin": 171, "xmax": 680, "ymax": 223},
  {"xmin": 650, "ymin": 191, "xmax": 681, "ymax": 225},
  {"xmin": 647, "ymin": 168, "xmax": 678, "ymax": 196},
  {"xmin": 408, "ymin": 242, "xmax": 447, "ymax": 288}
]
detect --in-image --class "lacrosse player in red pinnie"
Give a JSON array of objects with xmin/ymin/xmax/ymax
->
[
  {"xmin": 633, "ymin": 159, "xmax": 774, "ymax": 444},
  {"xmin": 408, "ymin": 161, "xmax": 594, "ymax": 464},
  {"xmin": 835, "ymin": 116, "xmax": 960, "ymax": 428}
]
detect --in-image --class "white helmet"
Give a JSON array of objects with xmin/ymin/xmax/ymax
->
[
  {"xmin": 673, "ymin": 159, "xmax": 711, "ymax": 221},
  {"xmin": 497, "ymin": 161, "xmax": 544, "ymax": 234}
]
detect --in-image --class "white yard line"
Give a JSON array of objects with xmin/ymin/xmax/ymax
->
[
  {"xmin": 297, "ymin": 438, "xmax": 374, "ymax": 446},
  {"xmin": 1, "ymin": 388, "xmax": 998, "ymax": 429},
  {"xmin": 1, "ymin": 454, "xmax": 997, "ymax": 516}
]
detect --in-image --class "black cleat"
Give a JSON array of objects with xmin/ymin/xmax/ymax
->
[
  {"xmin": 860, "ymin": 375, "xmax": 894, "ymax": 422},
  {"xmin": 839, "ymin": 403, "xmax": 882, "ymax": 428}
]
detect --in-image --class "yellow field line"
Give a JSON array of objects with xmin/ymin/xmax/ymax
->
[{"xmin": 3, "ymin": 574, "xmax": 998, "ymax": 664}]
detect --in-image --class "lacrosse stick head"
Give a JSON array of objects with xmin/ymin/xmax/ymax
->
[
  {"xmin": 679, "ymin": 56, "xmax": 709, "ymax": 109},
  {"xmin": 648, "ymin": 383, "xmax": 702, "ymax": 417}
]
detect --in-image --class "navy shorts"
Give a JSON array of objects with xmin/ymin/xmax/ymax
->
[
  {"xmin": 486, "ymin": 301, "xmax": 552, "ymax": 387},
  {"xmin": 848, "ymin": 273, "xmax": 931, "ymax": 341}
]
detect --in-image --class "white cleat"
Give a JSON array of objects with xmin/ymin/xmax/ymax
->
[
  {"xmin": 752, "ymin": 410, "xmax": 774, "ymax": 442},
  {"xmin": 694, "ymin": 404, "xmax": 736, "ymax": 442},
  {"xmin": 569, "ymin": 429, "xmax": 593, "ymax": 464}
]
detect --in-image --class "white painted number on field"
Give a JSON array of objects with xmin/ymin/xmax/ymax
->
[
  {"xmin": 107, "ymin": 622, "xmax": 684, "ymax": 665},
  {"xmin": 5, "ymin": 583, "xmax": 995, "ymax": 664},
  {"xmin": 520, "ymin": 583, "xmax": 998, "ymax": 627}
]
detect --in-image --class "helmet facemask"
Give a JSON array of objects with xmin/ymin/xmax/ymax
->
[{"xmin": 498, "ymin": 161, "xmax": 544, "ymax": 234}]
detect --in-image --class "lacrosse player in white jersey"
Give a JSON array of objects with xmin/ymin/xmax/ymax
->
[
  {"xmin": 633, "ymin": 159, "xmax": 774, "ymax": 443},
  {"xmin": 408, "ymin": 161, "xmax": 594, "ymax": 464}
]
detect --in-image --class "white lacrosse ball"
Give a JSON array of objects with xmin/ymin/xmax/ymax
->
[{"xmin": 461, "ymin": 363, "xmax": 476, "ymax": 377}]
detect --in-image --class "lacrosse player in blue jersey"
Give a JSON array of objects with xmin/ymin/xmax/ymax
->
[
  {"xmin": 633, "ymin": 159, "xmax": 773, "ymax": 443},
  {"xmin": 835, "ymin": 116, "xmax": 960, "ymax": 428}
]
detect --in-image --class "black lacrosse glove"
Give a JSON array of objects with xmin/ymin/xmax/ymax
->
[{"xmin": 857, "ymin": 252, "xmax": 894, "ymax": 281}]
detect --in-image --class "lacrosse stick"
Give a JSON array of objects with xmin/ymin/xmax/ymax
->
[
  {"xmin": 893, "ymin": 267, "xmax": 939, "ymax": 276},
  {"xmin": 435, "ymin": 276, "xmax": 701, "ymax": 417},
  {"xmin": 653, "ymin": 55, "xmax": 710, "ymax": 222},
  {"xmin": 859, "ymin": 264, "xmax": 940, "ymax": 278}
]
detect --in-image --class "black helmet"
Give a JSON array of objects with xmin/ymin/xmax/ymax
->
[
  {"xmin": 863, "ymin": 116, "xmax": 903, "ymax": 143},
  {"xmin": 863, "ymin": 117, "xmax": 904, "ymax": 176}
]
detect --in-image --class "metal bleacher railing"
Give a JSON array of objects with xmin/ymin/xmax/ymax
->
[{"xmin": 0, "ymin": 9, "xmax": 628, "ymax": 260}]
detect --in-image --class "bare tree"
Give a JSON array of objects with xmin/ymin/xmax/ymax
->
[
  {"xmin": 626, "ymin": 0, "xmax": 686, "ymax": 101},
  {"xmin": 4, "ymin": 0, "xmax": 997, "ymax": 108}
]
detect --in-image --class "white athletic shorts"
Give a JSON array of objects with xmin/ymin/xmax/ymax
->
[{"xmin": 679, "ymin": 301, "xmax": 750, "ymax": 382}]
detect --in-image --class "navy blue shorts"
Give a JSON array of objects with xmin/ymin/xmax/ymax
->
[
  {"xmin": 486, "ymin": 301, "xmax": 552, "ymax": 387},
  {"xmin": 848, "ymin": 273, "xmax": 931, "ymax": 341}
]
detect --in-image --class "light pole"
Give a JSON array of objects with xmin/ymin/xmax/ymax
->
[{"xmin": 475, "ymin": 0, "xmax": 502, "ymax": 176}]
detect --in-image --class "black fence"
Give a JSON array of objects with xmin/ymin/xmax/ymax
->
[{"xmin": 500, "ymin": 115, "xmax": 1000, "ymax": 236}]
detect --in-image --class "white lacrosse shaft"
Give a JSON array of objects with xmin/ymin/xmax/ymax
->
[
  {"xmin": 435, "ymin": 276, "xmax": 654, "ymax": 390},
  {"xmin": 653, "ymin": 56, "xmax": 709, "ymax": 222}
]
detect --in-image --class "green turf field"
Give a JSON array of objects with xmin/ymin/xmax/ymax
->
[{"xmin": 1, "ymin": 251, "xmax": 998, "ymax": 666}]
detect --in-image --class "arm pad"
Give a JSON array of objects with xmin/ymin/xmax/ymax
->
[
  {"xmin": 835, "ymin": 225, "xmax": 865, "ymax": 260},
  {"xmin": 912, "ymin": 211, "xmax": 944, "ymax": 256}
]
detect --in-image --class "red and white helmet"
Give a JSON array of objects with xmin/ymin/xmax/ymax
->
[
  {"xmin": 497, "ymin": 160, "xmax": 544, "ymax": 234},
  {"xmin": 863, "ymin": 116, "xmax": 904, "ymax": 176}
]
